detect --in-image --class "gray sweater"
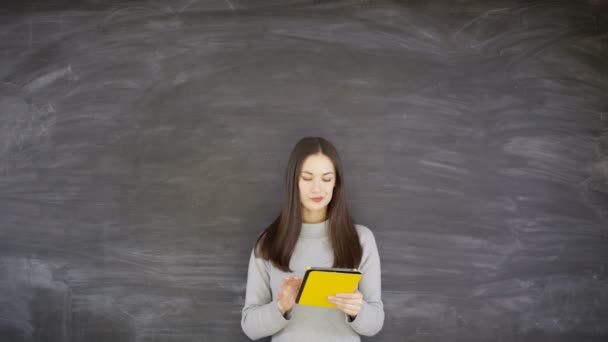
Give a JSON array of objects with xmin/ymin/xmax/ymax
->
[{"xmin": 241, "ymin": 220, "xmax": 384, "ymax": 341}]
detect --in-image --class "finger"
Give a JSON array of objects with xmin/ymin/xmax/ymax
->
[
  {"xmin": 336, "ymin": 303, "xmax": 360, "ymax": 314},
  {"xmin": 334, "ymin": 293, "xmax": 351, "ymax": 298},
  {"xmin": 332, "ymin": 302, "xmax": 360, "ymax": 315},
  {"xmin": 334, "ymin": 303, "xmax": 357, "ymax": 314},
  {"xmin": 283, "ymin": 276, "xmax": 297, "ymax": 284},
  {"xmin": 335, "ymin": 293, "xmax": 362, "ymax": 299},
  {"xmin": 330, "ymin": 299, "xmax": 362, "ymax": 309},
  {"xmin": 343, "ymin": 309, "xmax": 358, "ymax": 316},
  {"xmin": 331, "ymin": 298, "xmax": 362, "ymax": 307}
]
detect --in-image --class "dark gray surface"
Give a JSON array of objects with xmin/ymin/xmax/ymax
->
[{"xmin": 1, "ymin": 0, "xmax": 608, "ymax": 341}]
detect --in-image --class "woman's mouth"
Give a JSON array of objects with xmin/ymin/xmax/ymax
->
[{"xmin": 311, "ymin": 197, "xmax": 323, "ymax": 203}]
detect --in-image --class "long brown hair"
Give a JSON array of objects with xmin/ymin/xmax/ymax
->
[{"xmin": 253, "ymin": 137, "xmax": 363, "ymax": 273}]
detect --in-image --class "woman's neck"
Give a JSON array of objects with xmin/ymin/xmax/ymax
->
[{"xmin": 302, "ymin": 208, "xmax": 327, "ymax": 224}]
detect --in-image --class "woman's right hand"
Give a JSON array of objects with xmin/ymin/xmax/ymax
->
[{"xmin": 277, "ymin": 275, "xmax": 302, "ymax": 315}]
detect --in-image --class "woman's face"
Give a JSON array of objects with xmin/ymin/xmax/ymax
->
[{"xmin": 298, "ymin": 153, "xmax": 336, "ymax": 213}]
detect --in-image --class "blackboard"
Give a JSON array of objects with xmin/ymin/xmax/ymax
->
[{"xmin": 1, "ymin": 0, "xmax": 607, "ymax": 341}]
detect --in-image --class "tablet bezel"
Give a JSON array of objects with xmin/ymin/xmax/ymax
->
[{"xmin": 295, "ymin": 267, "xmax": 361, "ymax": 304}]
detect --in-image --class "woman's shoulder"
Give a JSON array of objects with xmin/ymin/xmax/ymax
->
[{"xmin": 353, "ymin": 223, "xmax": 377, "ymax": 244}]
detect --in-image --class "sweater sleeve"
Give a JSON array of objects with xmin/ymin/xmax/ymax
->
[
  {"xmin": 345, "ymin": 227, "xmax": 385, "ymax": 336},
  {"xmin": 241, "ymin": 248, "xmax": 291, "ymax": 340}
]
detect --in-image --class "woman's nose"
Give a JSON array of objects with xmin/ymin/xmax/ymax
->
[{"xmin": 312, "ymin": 179, "xmax": 322, "ymax": 191}]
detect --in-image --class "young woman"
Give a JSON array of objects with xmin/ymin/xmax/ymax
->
[{"xmin": 241, "ymin": 137, "xmax": 384, "ymax": 341}]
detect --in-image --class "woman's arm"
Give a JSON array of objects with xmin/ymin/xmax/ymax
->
[
  {"xmin": 241, "ymin": 249, "xmax": 291, "ymax": 340},
  {"xmin": 345, "ymin": 226, "xmax": 385, "ymax": 336}
]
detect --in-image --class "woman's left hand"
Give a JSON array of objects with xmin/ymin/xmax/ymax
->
[{"xmin": 328, "ymin": 290, "xmax": 363, "ymax": 319}]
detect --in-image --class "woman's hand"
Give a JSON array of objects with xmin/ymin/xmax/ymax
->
[
  {"xmin": 328, "ymin": 290, "xmax": 363, "ymax": 319},
  {"xmin": 277, "ymin": 275, "xmax": 302, "ymax": 315}
]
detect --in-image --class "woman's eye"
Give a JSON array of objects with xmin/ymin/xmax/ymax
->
[{"xmin": 301, "ymin": 178, "xmax": 332, "ymax": 182}]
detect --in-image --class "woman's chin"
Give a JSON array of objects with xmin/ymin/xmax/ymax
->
[{"xmin": 307, "ymin": 204, "xmax": 327, "ymax": 210}]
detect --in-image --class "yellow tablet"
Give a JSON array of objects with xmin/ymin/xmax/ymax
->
[{"xmin": 295, "ymin": 267, "xmax": 362, "ymax": 308}]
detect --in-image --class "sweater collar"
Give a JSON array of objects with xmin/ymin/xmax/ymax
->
[{"xmin": 300, "ymin": 219, "xmax": 330, "ymax": 238}]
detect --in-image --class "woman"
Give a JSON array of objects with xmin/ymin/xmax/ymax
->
[{"xmin": 241, "ymin": 137, "xmax": 384, "ymax": 341}]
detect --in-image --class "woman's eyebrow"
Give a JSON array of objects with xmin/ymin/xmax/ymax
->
[{"xmin": 301, "ymin": 171, "xmax": 334, "ymax": 175}]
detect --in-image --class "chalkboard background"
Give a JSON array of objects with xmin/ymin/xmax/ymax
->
[{"xmin": 1, "ymin": 0, "xmax": 607, "ymax": 341}]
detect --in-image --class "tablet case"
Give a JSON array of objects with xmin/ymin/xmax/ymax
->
[{"xmin": 295, "ymin": 267, "xmax": 362, "ymax": 308}]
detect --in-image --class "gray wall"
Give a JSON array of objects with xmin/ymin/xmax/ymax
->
[{"xmin": 1, "ymin": 0, "xmax": 607, "ymax": 341}]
